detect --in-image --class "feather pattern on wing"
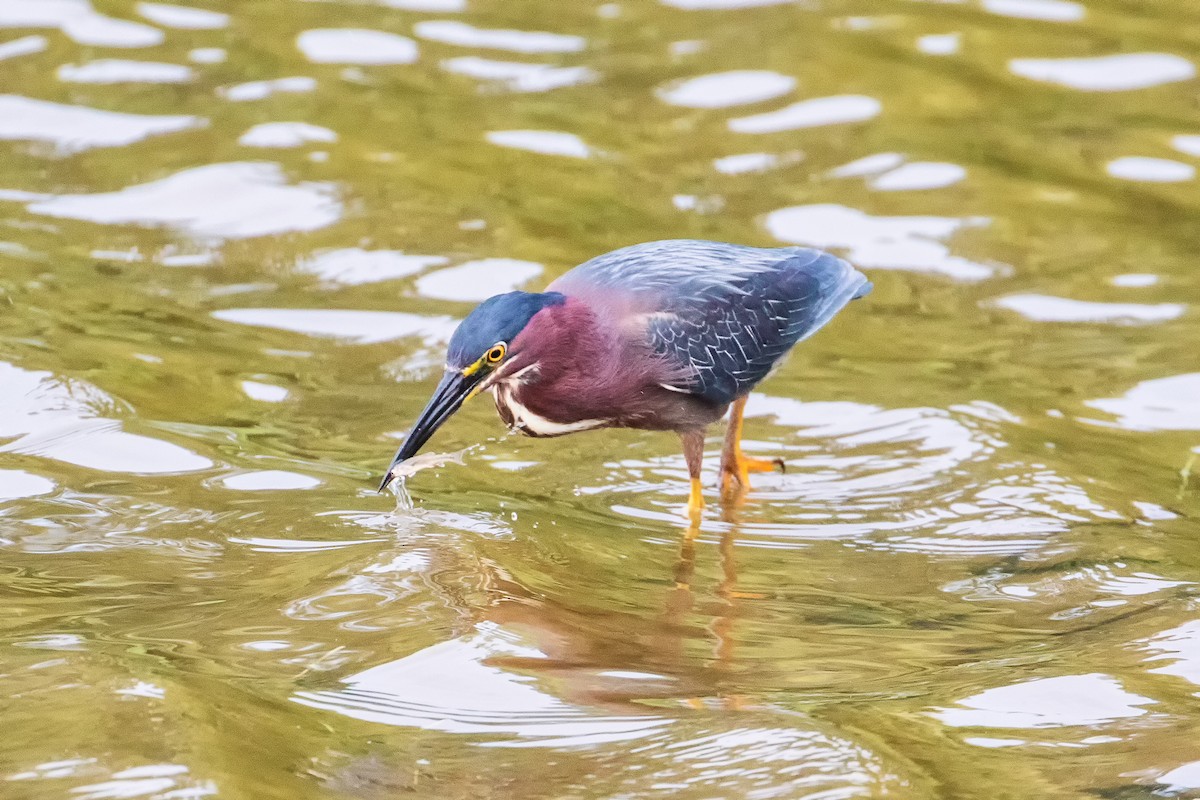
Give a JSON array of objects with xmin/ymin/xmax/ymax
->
[{"xmin": 550, "ymin": 240, "xmax": 871, "ymax": 405}]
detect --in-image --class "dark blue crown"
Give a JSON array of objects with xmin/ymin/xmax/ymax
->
[{"xmin": 446, "ymin": 291, "xmax": 565, "ymax": 369}]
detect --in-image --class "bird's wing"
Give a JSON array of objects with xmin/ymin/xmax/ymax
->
[{"xmin": 642, "ymin": 247, "xmax": 870, "ymax": 405}]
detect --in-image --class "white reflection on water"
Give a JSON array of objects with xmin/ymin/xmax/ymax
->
[
  {"xmin": 295, "ymin": 621, "xmax": 671, "ymax": 746},
  {"xmin": 1172, "ymin": 134, "xmax": 1200, "ymax": 157},
  {"xmin": 1133, "ymin": 501, "xmax": 1177, "ymax": 521},
  {"xmin": 713, "ymin": 152, "xmax": 790, "ymax": 174},
  {"xmin": 23, "ymin": 162, "xmax": 341, "ymax": 240},
  {"xmin": 1110, "ymin": 273, "xmax": 1159, "ymax": 288},
  {"xmin": 416, "ymin": 258, "xmax": 544, "ymax": 301},
  {"xmin": 212, "ymin": 308, "xmax": 457, "ymax": 345},
  {"xmin": 221, "ymin": 470, "xmax": 321, "ymax": 491},
  {"xmin": 1084, "ymin": 373, "xmax": 1200, "ymax": 432},
  {"xmin": 486, "ymin": 129, "xmax": 592, "ymax": 158},
  {"xmin": 628, "ymin": 724, "xmax": 894, "ymax": 798},
  {"xmin": 946, "ymin": 564, "xmax": 1190, "ymax": 611},
  {"xmin": 298, "ymin": 248, "xmax": 446, "ymax": 286},
  {"xmin": 764, "ymin": 203, "xmax": 995, "ymax": 281},
  {"xmin": 63, "ymin": 764, "xmax": 212, "ymax": 800},
  {"xmin": 1141, "ymin": 621, "xmax": 1200, "ymax": 686},
  {"xmin": 414, "ymin": 20, "xmax": 585, "ymax": 54},
  {"xmin": 0, "ymin": 33, "xmax": 46, "ymax": 60},
  {"xmin": 8, "ymin": 758, "xmax": 98, "ymax": 782},
  {"xmin": 672, "ymin": 193, "xmax": 724, "ymax": 213},
  {"xmin": 0, "ymin": 0, "xmax": 163, "ymax": 47},
  {"xmin": 188, "ymin": 47, "xmax": 225, "ymax": 64},
  {"xmin": 982, "ymin": 0, "xmax": 1084, "ymax": 22},
  {"xmin": 661, "ymin": 0, "xmax": 794, "ymax": 8},
  {"xmin": 828, "ymin": 151, "xmax": 904, "ymax": 177},
  {"xmin": 729, "ymin": 95, "xmax": 881, "ymax": 133},
  {"xmin": 0, "ymin": 361, "xmax": 212, "ymax": 474},
  {"xmin": 656, "ymin": 70, "xmax": 795, "ymax": 108},
  {"xmin": 931, "ymin": 674, "xmax": 1154, "ymax": 728},
  {"xmin": 0, "ymin": 95, "xmax": 201, "ymax": 153},
  {"xmin": 136, "ymin": 2, "xmax": 228, "ymax": 30},
  {"xmin": 297, "ymin": 28, "xmax": 420, "ymax": 65},
  {"xmin": 1106, "ymin": 156, "xmax": 1195, "ymax": 182},
  {"xmin": 870, "ymin": 161, "xmax": 966, "ymax": 191},
  {"xmin": 991, "ymin": 294, "xmax": 1185, "ymax": 324},
  {"xmin": 239, "ymin": 122, "xmax": 337, "ymax": 148},
  {"xmin": 1158, "ymin": 761, "xmax": 1200, "ymax": 792},
  {"xmin": 1009, "ymin": 53, "xmax": 1195, "ymax": 91},
  {"xmin": 241, "ymin": 380, "xmax": 289, "ymax": 402},
  {"xmin": 917, "ymin": 33, "xmax": 960, "ymax": 56},
  {"xmin": 57, "ymin": 59, "xmax": 194, "ymax": 84},
  {"xmin": 0, "ymin": 469, "xmax": 55, "ymax": 500},
  {"xmin": 218, "ymin": 76, "xmax": 316, "ymax": 101},
  {"xmin": 377, "ymin": 0, "xmax": 466, "ymax": 9},
  {"xmin": 441, "ymin": 57, "xmax": 596, "ymax": 92}
]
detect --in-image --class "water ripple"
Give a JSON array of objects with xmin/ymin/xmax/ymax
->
[{"xmin": 0, "ymin": 95, "xmax": 200, "ymax": 153}]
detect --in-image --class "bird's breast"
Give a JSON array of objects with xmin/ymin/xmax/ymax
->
[{"xmin": 492, "ymin": 382, "xmax": 605, "ymax": 438}]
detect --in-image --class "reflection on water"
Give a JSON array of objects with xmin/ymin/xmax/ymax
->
[
  {"xmin": 24, "ymin": 162, "xmax": 343, "ymax": 240},
  {"xmin": 485, "ymin": 129, "xmax": 593, "ymax": 158},
  {"xmin": 983, "ymin": 0, "xmax": 1084, "ymax": 23},
  {"xmin": 57, "ymin": 58, "xmax": 194, "ymax": 84},
  {"xmin": 728, "ymin": 94, "xmax": 882, "ymax": 133},
  {"xmin": 0, "ymin": 94, "xmax": 200, "ymax": 152},
  {"xmin": 1084, "ymin": 373, "xmax": 1200, "ymax": 432},
  {"xmin": 297, "ymin": 28, "xmax": 420, "ymax": 65},
  {"xmin": 931, "ymin": 673, "xmax": 1154, "ymax": 729},
  {"xmin": 413, "ymin": 20, "xmax": 586, "ymax": 53},
  {"xmin": 295, "ymin": 621, "xmax": 673, "ymax": 746},
  {"xmin": 992, "ymin": 293, "xmax": 1186, "ymax": 324},
  {"xmin": 0, "ymin": 361, "xmax": 212, "ymax": 474},
  {"xmin": 239, "ymin": 122, "xmax": 338, "ymax": 149},
  {"xmin": 1107, "ymin": 156, "xmax": 1195, "ymax": 183},
  {"xmin": 656, "ymin": 70, "xmax": 796, "ymax": 108},
  {"xmin": 1008, "ymin": 52, "xmax": 1195, "ymax": 91},
  {"xmin": 441, "ymin": 55, "xmax": 595, "ymax": 92},
  {"xmin": 766, "ymin": 203, "xmax": 995, "ymax": 280},
  {"xmin": 1, "ymin": 0, "xmax": 1198, "ymax": 796},
  {"xmin": 0, "ymin": 0, "xmax": 164, "ymax": 48}
]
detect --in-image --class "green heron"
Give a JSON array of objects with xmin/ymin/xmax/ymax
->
[{"xmin": 380, "ymin": 240, "xmax": 871, "ymax": 516}]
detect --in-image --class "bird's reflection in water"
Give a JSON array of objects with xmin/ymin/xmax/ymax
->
[
  {"xmin": 294, "ymin": 506, "xmax": 897, "ymax": 796},
  {"xmin": 294, "ymin": 499, "xmax": 762, "ymax": 723},
  {"xmin": 669, "ymin": 502, "xmax": 756, "ymax": 712}
]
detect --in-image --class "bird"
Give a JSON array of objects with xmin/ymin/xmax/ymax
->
[{"xmin": 380, "ymin": 240, "xmax": 871, "ymax": 517}]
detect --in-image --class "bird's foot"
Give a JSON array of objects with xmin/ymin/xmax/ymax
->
[
  {"xmin": 719, "ymin": 455, "xmax": 786, "ymax": 498},
  {"xmin": 744, "ymin": 456, "xmax": 787, "ymax": 474}
]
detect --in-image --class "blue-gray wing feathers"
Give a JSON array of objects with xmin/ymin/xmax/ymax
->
[{"xmin": 552, "ymin": 240, "xmax": 870, "ymax": 406}]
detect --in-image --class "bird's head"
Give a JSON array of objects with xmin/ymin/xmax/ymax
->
[{"xmin": 379, "ymin": 290, "xmax": 565, "ymax": 490}]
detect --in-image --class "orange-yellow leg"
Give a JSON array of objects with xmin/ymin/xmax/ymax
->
[
  {"xmin": 679, "ymin": 429, "xmax": 707, "ymax": 520},
  {"xmin": 687, "ymin": 477, "xmax": 705, "ymax": 519},
  {"xmin": 720, "ymin": 396, "xmax": 785, "ymax": 497}
]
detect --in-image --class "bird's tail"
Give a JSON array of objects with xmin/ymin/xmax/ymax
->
[{"xmin": 791, "ymin": 253, "xmax": 872, "ymax": 344}]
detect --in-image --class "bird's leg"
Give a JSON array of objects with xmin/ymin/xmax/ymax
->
[
  {"xmin": 720, "ymin": 396, "xmax": 785, "ymax": 497},
  {"xmin": 679, "ymin": 428, "xmax": 706, "ymax": 520}
]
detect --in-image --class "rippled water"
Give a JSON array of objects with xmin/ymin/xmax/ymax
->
[{"xmin": 1, "ymin": 0, "xmax": 1199, "ymax": 797}]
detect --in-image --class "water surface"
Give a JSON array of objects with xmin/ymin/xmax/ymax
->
[{"xmin": 2, "ymin": 0, "xmax": 1199, "ymax": 798}]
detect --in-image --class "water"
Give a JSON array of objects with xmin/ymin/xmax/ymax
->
[{"xmin": 1, "ymin": 0, "xmax": 1198, "ymax": 797}]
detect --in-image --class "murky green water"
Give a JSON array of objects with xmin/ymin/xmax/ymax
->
[{"xmin": 2, "ymin": 0, "xmax": 1199, "ymax": 797}]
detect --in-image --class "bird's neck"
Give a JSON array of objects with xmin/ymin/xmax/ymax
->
[
  {"xmin": 505, "ymin": 296, "xmax": 647, "ymax": 420},
  {"xmin": 513, "ymin": 296, "xmax": 614, "ymax": 374}
]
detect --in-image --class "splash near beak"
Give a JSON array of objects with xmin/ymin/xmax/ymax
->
[{"xmin": 379, "ymin": 368, "xmax": 485, "ymax": 492}]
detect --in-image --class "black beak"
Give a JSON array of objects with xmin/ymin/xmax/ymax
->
[{"xmin": 379, "ymin": 369, "xmax": 483, "ymax": 492}]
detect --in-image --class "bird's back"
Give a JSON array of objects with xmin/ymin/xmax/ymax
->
[{"xmin": 550, "ymin": 240, "xmax": 870, "ymax": 405}]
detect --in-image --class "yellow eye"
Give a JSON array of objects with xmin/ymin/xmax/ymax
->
[{"xmin": 485, "ymin": 343, "xmax": 506, "ymax": 364}]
